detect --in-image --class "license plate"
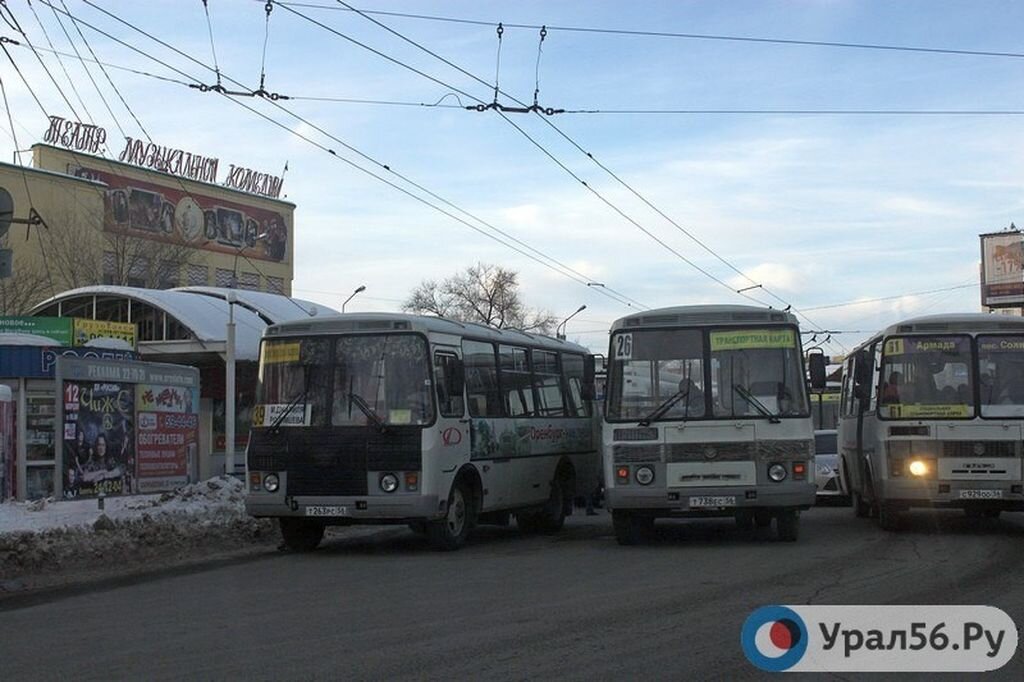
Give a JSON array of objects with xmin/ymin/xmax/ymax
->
[
  {"xmin": 305, "ymin": 505, "xmax": 349, "ymax": 517},
  {"xmin": 959, "ymin": 490, "xmax": 1003, "ymax": 500},
  {"xmin": 689, "ymin": 496, "xmax": 736, "ymax": 508}
]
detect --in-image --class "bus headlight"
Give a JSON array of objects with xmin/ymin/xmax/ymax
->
[
  {"xmin": 263, "ymin": 473, "xmax": 280, "ymax": 493},
  {"xmin": 768, "ymin": 463, "xmax": 787, "ymax": 482},
  {"xmin": 380, "ymin": 473, "xmax": 400, "ymax": 493},
  {"xmin": 908, "ymin": 459, "xmax": 929, "ymax": 477},
  {"xmin": 635, "ymin": 466, "xmax": 655, "ymax": 486}
]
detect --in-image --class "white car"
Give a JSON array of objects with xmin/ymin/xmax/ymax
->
[{"xmin": 814, "ymin": 429, "xmax": 848, "ymax": 504}]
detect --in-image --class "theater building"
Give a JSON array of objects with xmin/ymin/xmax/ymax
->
[{"xmin": 0, "ymin": 125, "xmax": 294, "ymax": 313}]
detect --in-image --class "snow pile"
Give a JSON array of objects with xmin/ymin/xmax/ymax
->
[{"xmin": 0, "ymin": 477, "xmax": 277, "ymax": 584}]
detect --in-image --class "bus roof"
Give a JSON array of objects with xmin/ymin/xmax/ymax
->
[
  {"xmin": 609, "ymin": 304, "xmax": 798, "ymax": 332},
  {"xmin": 264, "ymin": 312, "xmax": 590, "ymax": 353},
  {"xmin": 852, "ymin": 313, "xmax": 1024, "ymax": 353}
]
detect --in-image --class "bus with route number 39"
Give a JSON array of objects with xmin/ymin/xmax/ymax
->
[
  {"xmin": 602, "ymin": 305, "xmax": 817, "ymax": 544},
  {"xmin": 245, "ymin": 313, "xmax": 600, "ymax": 551}
]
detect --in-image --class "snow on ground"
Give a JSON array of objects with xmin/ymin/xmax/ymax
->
[
  {"xmin": 0, "ymin": 477, "xmax": 277, "ymax": 587},
  {"xmin": 0, "ymin": 476, "xmax": 247, "ymax": 534}
]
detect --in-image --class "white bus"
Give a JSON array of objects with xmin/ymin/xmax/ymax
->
[
  {"xmin": 602, "ymin": 305, "xmax": 816, "ymax": 544},
  {"xmin": 839, "ymin": 313, "xmax": 1024, "ymax": 529},
  {"xmin": 246, "ymin": 313, "xmax": 599, "ymax": 551}
]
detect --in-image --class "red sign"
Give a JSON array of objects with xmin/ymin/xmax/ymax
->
[
  {"xmin": 136, "ymin": 412, "xmax": 199, "ymax": 493},
  {"xmin": 69, "ymin": 165, "xmax": 289, "ymax": 263}
]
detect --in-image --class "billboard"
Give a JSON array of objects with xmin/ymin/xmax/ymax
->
[
  {"xmin": 981, "ymin": 231, "xmax": 1024, "ymax": 308},
  {"xmin": 67, "ymin": 164, "xmax": 289, "ymax": 264}
]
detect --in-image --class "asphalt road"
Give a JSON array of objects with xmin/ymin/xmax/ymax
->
[{"xmin": 3, "ymin": 506, "xmax": 1024, "ymax": 681}]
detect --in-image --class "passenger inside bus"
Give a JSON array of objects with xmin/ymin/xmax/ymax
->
[{"xmin": 881, "ymin": 371, "xmax": 902, "ymax": 403}]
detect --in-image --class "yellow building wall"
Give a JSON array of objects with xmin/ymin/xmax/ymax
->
[{"xmin": 0, "ymin": 144, "xmax": 295, "ymax": 311}]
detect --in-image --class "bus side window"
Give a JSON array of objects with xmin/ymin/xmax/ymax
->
[
  {"xmin": 562, "ymin": 353, "xmax": 590, "ymax": 417},
  {"xmin": 434, "ymin": 351, "xmax": 465, "ymax": 418},
  {"xmin": 532, "ymin": 349, "xmax": 566, "ymax": 417},
  {"xmin": 499, "ymin": 345, "xmax": 534, "ymax": 417},
  {"xmin": 462, "ymin": 340, "xmax": 502, "ymax": 417}
]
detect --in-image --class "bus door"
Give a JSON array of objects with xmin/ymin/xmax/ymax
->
[{"xmin": 433, "ymin": 349, "xmax": 471, "ymax": 496}]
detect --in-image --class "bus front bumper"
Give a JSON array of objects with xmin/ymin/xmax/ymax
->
[
  {"xmin": 606, "ymin": 484, "xmax": 815, "ymax": 516},
  {"xmin": 247, "ymin": 492, "xmax": 443, "ymax": 523},
  {"xmin": 877, "ymin": 479, "xmax": 1024, "ymax": 511}
]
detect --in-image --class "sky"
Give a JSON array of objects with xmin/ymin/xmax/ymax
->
[{"xmin": 2, "ymin": 0, "xmax": 1024, "ymax": 356}]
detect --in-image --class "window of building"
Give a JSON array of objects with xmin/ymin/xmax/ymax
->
[
  {"xmin": 238, "ymin": 271, "xmax": 260, "ymax": 291},
  {"xmin": 265, "ymin": 276, "xmax": 285, "ymax": 295},
  {"xmin": 187, "ymin": 264, "xmax": 209, "ymax": 287},
  {"xmin": 94, "ymin": 296, "xmax": 129, "ymax": 323},
  {"xmin": 215, "ymin": 268, "xmax": 234, "ymax": 288},
  {"xmin": 462, "ymin": 340, "xmax": 501, "ymax": 417}
]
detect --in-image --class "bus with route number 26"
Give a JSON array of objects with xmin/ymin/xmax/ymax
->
[
  {"xmin": 245, "ymin": 313, "xmax": 600, "ymax": 551},
  {"xmin": 602, "ymin": 305, "xmax": 817, "ymax": 544},
  {"xmin": 839, "ymin": 313, "xmax": 1024, "ymax": 529}
]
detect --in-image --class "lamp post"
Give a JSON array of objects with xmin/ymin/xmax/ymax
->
[
  {"xmin": 225, "ymin": 289, "xmax": 237, "ymax": 477},
  {"xmin": 342, "ymin": 285, "xmax": 366, "ymax": 313},
  {"xmin": 557, "ymin": 305, "xmax": 587, "ymax": 340}
]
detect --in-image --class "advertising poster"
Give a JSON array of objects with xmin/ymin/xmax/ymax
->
[
  {"xmin": 62, "ymin": 380, "xmax": 134, "ymax": 499},
  {"xmin": 136, "ymin": 384, "xmax": 199, "ymax": 492},
  {"xmin": 980, "ymin": 231, "xmax": 1024, "ymax": 307}
]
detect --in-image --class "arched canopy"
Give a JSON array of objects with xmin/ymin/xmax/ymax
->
[{"xmin": 30, "ymin": 285, "xmax": 336, "ymax": 362}]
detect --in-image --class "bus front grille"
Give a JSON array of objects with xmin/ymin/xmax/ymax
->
[
  {"xmin": 247, "ymin": 426, "xmax": 422, "ymax": 497},
  {"xmin": 942, "ymin": 441, "xmax": 1018, "ymax": 458}
]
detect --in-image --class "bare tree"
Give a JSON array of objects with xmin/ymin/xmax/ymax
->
[
  {"xmin": 42, "ymin": 206, "xmax": 202, "ymax": 290},
  {"xmin": 403, "ymin": 262, "xmax": 557, "ymax": 334},
  {"xmin": 0, "ymin": 233, "xmax": 52, "ymax": 314}
]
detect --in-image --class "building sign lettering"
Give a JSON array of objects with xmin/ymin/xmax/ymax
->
[
  {"xmin": 43, "ymin": 116, "xmax": 107, "ymax": 154},
  {"xmin": 118, "ymin": 137, "xmax": 220, "ymax": 184},
  {"xmin": 223, "ymin": 164, "xmax": 283, "ymax": 199}
]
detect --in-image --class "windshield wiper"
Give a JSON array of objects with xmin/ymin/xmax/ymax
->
[
  {"xmin": 638, "ymin": 388, "xmax": 691, "ymax": 427},
  {"xmin": 349, "ymin": 392, "xmax": 386, "ymax": 432},
  {"xmin": 732, "ymin": 384, "xmax": 781, "ymax": 424}
]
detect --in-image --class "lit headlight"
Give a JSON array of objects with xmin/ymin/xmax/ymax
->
[
  {"xmin": 768, "ymin": 463, "xmax": 787, "ymax": 482},
  {"xmin": 635, "ymin": 466, "xmax": 655, "ymax": 485},
  {"xmin": 263, "ymin": 473, "xmax": 280, "ymax": 493},
  {"xmin": 380, "ymin": 473, "xmax": 399, "ymax": 493},
  {"xmin": 908, "ymin": 460, "xmax": 929, "ymax": 477}
]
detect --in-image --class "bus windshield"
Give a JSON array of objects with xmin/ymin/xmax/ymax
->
[
  {"xmin": 878, "ymin": 335, "xmax": 973, "ymax": 419},
  {"xmin": 257, "ymin": 334, "xmax": 434, "ymax": 427},
  {"xmin": 709, "ymin": 327, "xmax": 808, "ymax": 418},
  {"xmin": 607, "ymin": 329, "xmax": 706, "ymax": 421},
  {"xmin": 978, "ymin": 335, "xmax": 1024, "ymax": 417}
]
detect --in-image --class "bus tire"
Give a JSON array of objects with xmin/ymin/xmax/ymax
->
[
  {"xmin": 517, "ymin": 470, "xmax": 570, "ymax": 534},
  {"xmin": 427, "ymin": 478, "xmax": 475, "ymax": 551},
  {"xmin": 612, "ymin": 511, "xmax": 653, "ymax": 545},
  {"xmin": 877, "ymin": 504, "xmax": 900, "ymax": 531},
  {"xmin": 853, "ymin": 491, "xmax": 871, "ymax": 518},
  {"xmin": 776, "ymin": 509, "xmax": 799, "ymax": 542},
  {"xmin": 280, "ymin": 518, "xmax": 325, "ymax": 552}
]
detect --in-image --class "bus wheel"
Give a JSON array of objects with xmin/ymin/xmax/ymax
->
[
  {"xmin": 280, "ymin": 518, "xmax": 325, "ymax": 552},
  {"xmin": 612, "ymin": 511, "xmax": 653, "ymax": 545},
  {"xmin": 427, "ymin": 479, "xmax": 475, "ymax": 551},
  {"xmin": 853, "ymin": 491, "xmax": 872, "ymax": 518},
  {"xmin": 517, "ymin": 474, "xmax": 569, "ymax": 534},
  {"xmin": 877, "ymin": 504, "xmax": 900, "ymax": 531},
  {"xmin": 776, "ymin": 509, "xmax": 799, "ymax": 542}
]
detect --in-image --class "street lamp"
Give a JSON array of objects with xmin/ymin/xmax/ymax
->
[
  {"xmin": 342, "ymin": 284, "xmax": 366, "ymax": 313},
  {"xmin": 557, "ymin": 305, "xmax": 587, "ymax": 340},
  {"xmin": 225, "ymin": 289, "xmax": 237, "ymax": 478}
]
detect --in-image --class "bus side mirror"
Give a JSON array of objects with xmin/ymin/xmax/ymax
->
[
  {"xmin": 447, "ymin": 359, "xmax": 465, "ymax": 397},
  {"xmin": 808, "ymin": 353, "xmax": 827, "ymax": 390},
  {"xmin": 582, "ymin": 354, "xmax": 597, "ymax": 401}
]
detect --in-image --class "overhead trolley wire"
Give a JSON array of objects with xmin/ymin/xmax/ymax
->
[
  {"xmin": 277, "ymin": 2, "xmax": 1024, "ymax": 61},
  {"xmin": 25, "ymin": 0, "xmax": 94, "ymax": 124},
  {"xmin": 328, "ymin": 1, "xmax": 850, "ymax": 352},
  {"xmin": 64, "ymin": 0, "xmax": 648, "ymax": 312}
]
